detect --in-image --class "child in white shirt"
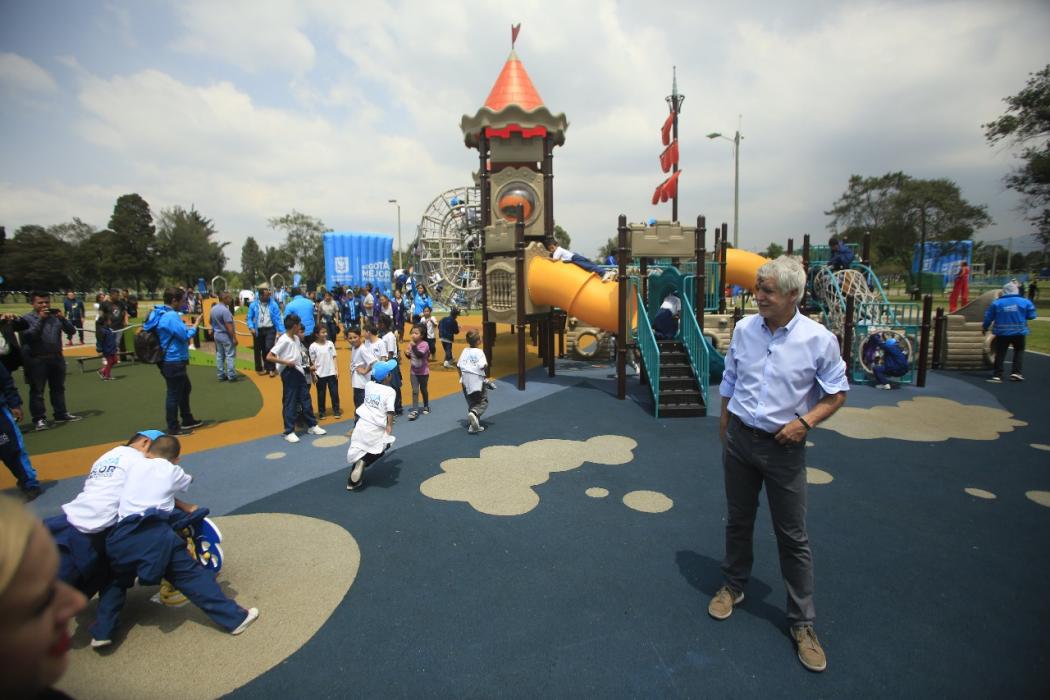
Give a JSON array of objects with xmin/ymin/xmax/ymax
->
[
  {"xmin": 346, "ymin": 360, "xmax": 398, "ymax": 491},
  {"xmin": 90, "ymin": 435, "xmax": 259, "ymax": 646},
  {"xmin": 378, "ymin": 316, "xmax": 403, "ymax": 415},
  {"xmin": 457, "ymin": 329, "xmax": 490, "ymax": 434},
  {"xmin": 349, "ymin": 325, "xmax": 377, "ymax": 419},
  {"xmin": 423, "ymin": 306, "xmax": 438, "ymax": 360},
  {"xmin": 309, "ymin": 326, "xmax": 341, "ymax": 419}
]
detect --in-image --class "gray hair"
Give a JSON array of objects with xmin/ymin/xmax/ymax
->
[{"xmin": 757, "ymin": 255, "xmax": 807, "ymax": 297}]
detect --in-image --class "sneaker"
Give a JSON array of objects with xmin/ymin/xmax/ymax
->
[
  {"xmin": 34, "ymin": 419, "xmax": 48, "ymax": 432},
  {"xmin": 1010, "ymin": 373, "xmax": 1024, "ymax": 382},
  {"xmin": 484, "ymin": 380, "xmax": 497, "ymax": 390},
  {"xmin": 707, "ymin": 585, "xmax": 744, "ymax": 620},
  {"xmin": 408, "ymin": 410, "xmax": 419, "ymax": 421},
  {"xmin": 231, "ymin": 607, "xmax": 260, "ymax": 635},
  {"xmin": 97, "ymin": 370, "xmax": 106, "ymax": 380},
  {"xmin": 182, "ymin": 419, "xmax": 204, "ymax": 430},
  {"xmin": 422, "ymin": 406, "xmax": 431, "ymax": 415},
  {"xmin": 307, "ymin": 425, "xmax": 327, "ymax": 436},
  {"xmin": 791, "ymin": 624, "xmax": 827, "ymax": 672},
  {"xmin": 875, "ymin": 383, "xmax": 892, "ymax": 390},
  {"xmin": 986, "ymin": 376, "xmax": 1002, "ymax": 383},
  {"xmin": 169, "ymin": 427, "xmax": 193, "ymax": 437},
  {"xmin": 218, "ymin": 376, "xmax": 228, "ymax": 381},
  {"xmin": 346, "ymin": 459, "xmax": 365, "ymax": 490},
  {"xmin": 443, "ymin": 360, "xmax": 452, "ymax": 369},
  {"xmin": 284, "ymin": 432, "xmax": 300, "ymax": 443},
  {"xmin": 468, "ymin": 411, "xmax": 480, "ymax": 433},
  {"xmin": 54, "ymin": 414, "xmax": 82, "ymax": 423},
  {"xmin": 22, "ymin": 485, "xmax": 43, "ymax": 503},
  {"xmin": 334, "ymin": 410, "xmax": 343, "ymax": 418},
  {"xmin": 90, "ymin": 638, "xmax": 112, "ymax": 650},
  {"xmin": 318, "ymin": 411, "xmax": 326, "ymax": 419}
]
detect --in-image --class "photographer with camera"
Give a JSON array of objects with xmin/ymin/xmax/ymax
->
[{"xmin": 10, "ymin": 292, "xmax": 82, "ymax": 431}]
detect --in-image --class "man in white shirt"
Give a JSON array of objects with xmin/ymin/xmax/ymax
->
[
  {"xmin": 710, "ymin": 255, "xmax": 848, "ymax": 673},
  {"xmin": 91, "ymin": 435, "xmax": 259, "ymax": 646},
  {"xmin": 44, "ymin": 430, "xmax": 164, "ymax": 596}
]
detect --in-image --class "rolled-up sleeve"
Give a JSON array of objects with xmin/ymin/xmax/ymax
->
[
  {"xmin": 719, "ymin": 337, "xmax": 738, "ymax": 398},
  {"xmin": 815, "ymin": 334, "xmax": 850, "ymax": 395}
]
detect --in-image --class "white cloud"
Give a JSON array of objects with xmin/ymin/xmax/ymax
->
[{"xmin": 0, "ymin": 53, "xmax": 58, "ymax": 95}]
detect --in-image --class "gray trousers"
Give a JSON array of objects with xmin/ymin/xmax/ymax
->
[
  {"xmin": 463, "ymin": 386, "xmax": 488, "ymax": 418},
  {"xmin": 722, "ymin": 413, "xmax": 815, "ymax": 625}
]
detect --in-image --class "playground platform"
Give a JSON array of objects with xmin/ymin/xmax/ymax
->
[{"xmin": 7, "ymin": 339, "xmax": 1050, "ymax": 698}]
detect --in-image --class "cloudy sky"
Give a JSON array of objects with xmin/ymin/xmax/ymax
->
[{"xmin": 1, "ymin": 0, "xmax": 1047, "ymax": 264}]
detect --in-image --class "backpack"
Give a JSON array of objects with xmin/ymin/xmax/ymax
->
[{"xmin": 134, "ymin": 311, "xmax": 176, "ymax": 364}]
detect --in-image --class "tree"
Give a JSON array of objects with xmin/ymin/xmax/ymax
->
[
  {"xmin": 46, "ymin": 219, "xmax": 98, "ymax": 289},
  {"xmin": 241, "ymin": 236, "xmax": 264, "ymax": 288},
  {"xmin": 261, "ymin": 245, "xmax": 293, "ymax": 281},
  {"xmin": 553, "ymin": 224, "xmax": 571, "ymax": 250},
  {"xmin": 268, "ymin": 210, "xmax": 328, "ymax": 288},
  {"xmin": 984, "ymin": 65, "xmax": 1050, "ymax": 246},
  {"xmin": 108, "ymin": 193, "xmax": 157, "ymax": 292},
  {"xmin": 826, "ymin": 172, "xmax": 992, "ymax": 268},
  {"xmin": 3, "ymin": 226, "xmax": 73, "ymax": 291},
  {"xmin": 155, "ymin": 206, "xmax": 228, "ymax": 285},
  {"xmin": 598, "ymin": 236, "xmax": 617, "ymax": 260},
  {"xmin": 764, "ymin": 242, "xmax": 785, "ymax": 259}
]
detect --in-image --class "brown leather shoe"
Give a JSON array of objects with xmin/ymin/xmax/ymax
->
[
  {"xmin": 791, "ymin": 624, "xmax": 827, "ymax": 672},
  {"xmin": 707, "ymin": 585, "xmax": 744, "ymax": 620}
]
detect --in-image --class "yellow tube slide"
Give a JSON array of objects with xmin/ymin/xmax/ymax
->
[{"xmin": 526, "ymin": 250, "xmax": 771, "ymax": 333}]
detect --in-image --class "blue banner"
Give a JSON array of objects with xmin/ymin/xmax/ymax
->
[
  {"xmin": 911, "ymin": 240, "xmax": 973, "ymax": 285},
  {"xmin": 323, "ymin": 232, "xmax": 393, "ymax": 295}
]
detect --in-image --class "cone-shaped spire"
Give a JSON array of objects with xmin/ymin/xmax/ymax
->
[{"xmin": 483, "ymin": 50, "xmax": 545, "ymax": 112}]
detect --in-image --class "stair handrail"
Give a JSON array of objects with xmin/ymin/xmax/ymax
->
[
  {"xmin": 628, "ymin": 276, "xmax": 661, "ymax": 417},
  {"xmin": 680, "ymin": 275, "xmax": 710, "ymax": 407}
]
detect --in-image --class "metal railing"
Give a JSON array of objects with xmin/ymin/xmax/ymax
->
[
  {"xmin": 679, "ymin": 274, "xmax": 710, "ymax": 407},
  {"xmin": 628, "ymin": 277, "xmax": 661, "ymax": 417}
]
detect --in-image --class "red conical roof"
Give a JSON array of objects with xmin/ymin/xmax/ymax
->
[{"xmin": 483, "ymin": 50, "xmax": 545, "ymax": 112}]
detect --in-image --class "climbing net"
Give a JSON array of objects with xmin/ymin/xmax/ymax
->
[
  {"xmin": 811, "ymin": 266, "xmax": 895, "ymax": 335},
  {"xmin": 414, "ymin": 185, "xmax": 484, "ymax": 308}
]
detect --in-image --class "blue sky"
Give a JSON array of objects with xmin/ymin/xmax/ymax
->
[{"xmin": 2, "ymin": 0, "xmax": 1048, "ymax": 263}]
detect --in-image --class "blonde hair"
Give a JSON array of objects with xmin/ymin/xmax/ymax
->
[{"xmin": 0, "ymin": 494, "xmax": 37, "ymax": 597}]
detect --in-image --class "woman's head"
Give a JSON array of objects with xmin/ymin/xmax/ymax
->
[{"xmin": 0, "ymin": 495, "xmax": 86, "ymax": 698}]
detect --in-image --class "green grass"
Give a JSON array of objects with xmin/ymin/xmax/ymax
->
[{"xmin": 16, "ymin": 361, "xmax": 263, "ymax": 453}]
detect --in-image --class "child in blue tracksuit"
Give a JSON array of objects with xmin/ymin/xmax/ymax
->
[
  {"xmin": 0, "ymin": 363, "xmax": 40, "ymax": 500},
  {"xmin": 90, "ymin": 435, "xmax": 259, "ymax": 647},
  {"xmin": 438, "ymin": 308, "xmax": 460, "ymax": 368},
  {"xmin": 872, "ymin": 335, "xmax": 909, "ymax": 389}
]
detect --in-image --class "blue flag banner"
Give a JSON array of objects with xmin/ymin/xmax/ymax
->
[
  {"xmin": 324, "ymin": 232, "xmax": 393, "ymax": 295},
  {"xmin": 912, "ymin": 240, "xmax": 973, "ymax": 285}
]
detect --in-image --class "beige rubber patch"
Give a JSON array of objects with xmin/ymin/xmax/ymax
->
[
  {"xmin": 1025, "ymin": 490, "xmax": 1050, "ymax": 507},
  {"xmin": 59, "ymin": 513, "xmax": 358, "ymax": 699},
  {"xmin": 964, "ymin": 488, "xmax": 996, "ymax": 499},
  {"xmin": 265, "ymin": 452, "xmax": 286, "ymax": 460},
  {"xmin": 807, "ymin": 467, "xmax": 834, "ymax": 484},
  {"xmin": 312, "ymin": 435, "xmax": 349, "ymax": 448},
  {"xmin": 420, "ymin": 435, "xmax": 637, "ymax": 516},
  {"xmin": 1031, "ymin": 443, "xmax": 1050, "ymax": 452},
  {"xmin": 821, "ymin": 397, "xmax": 1026, "ymax": 441},
  {"xmin": 586, "ymin": 487, "xmax": 610, "ymax": 498},
  {"xmin": 622, "ymin": 490, "xmax": 673, "ymax": 513}
]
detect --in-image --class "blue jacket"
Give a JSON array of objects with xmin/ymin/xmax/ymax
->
[
  {"xmin": 413, "ymin": 294, "xmax": 433, "ymax": 318},
  {"xmin": 246, "ymin": 298, "xmax": 285, "ymax": 334},
  {"xmin": 284, "ymin": 295, "xmax": 316, "ymax": 334},
  {"xmin": 0, "ymin": 363, "xmax": 22, "ymax": 410},
  {"xmin": 829, "ymin": 245, "xmax": 854, "ymax": 271},
  {"xmin": 142, "ymin": 305, "xmax": 195, "ymax": 363},
  {"xmin": 875, "ymin": 338, "xmax": 909, "ymax": 374},
  {"xmin": 96, "ymin": 325, "xmax": 117, "ymax": 355},
  {"xmin": 983, "ymin": 293, "xmax": 1037, "ymax": 336},
  {"xmin": 438, "ymin": 315, "xmax": 459, "ymax": 340}
]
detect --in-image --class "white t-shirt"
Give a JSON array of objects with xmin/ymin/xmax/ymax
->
[
  {"xmin": 117, "ymin": 455, "xmax": 193, "ymax": 520},
  {"xmin": 351, "ymin": 342, "xmax": 377, "ymax": 389},
  {"xmin": 356, "ymin": 380, "xmax": 396, "ymax": 428},
  {"xmin": 310, "ymin": 340, "xmax": 338, "ymax": 378},
  {"xmin": 271, "ymin": 332, "xmax": 305, "ymax": 375},
  {"xmin": 660, "ymin": 294, "xmax": 682, "ymax": 315},
  {"xmin": 382, "ymin": 331, "xmax": 398, "ymax": 361},
  {"xmin": 424, "ymin": 316, "xmax": 438, "ymax": 340},
  {"xmin": 61, "ymin": 445, "xmax": 141, "ymax": 533},
  {"xmin": 458, "ymin": 347, "xmax": 488, "ymax": 394},
  {"xmin": 551, "ymin": 246, "xmax": 574, "ymax": 262}
]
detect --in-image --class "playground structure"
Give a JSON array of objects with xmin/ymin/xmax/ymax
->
[{"xmin": 413, "ymin": 186, "xmax": 485, "ymax": 310}]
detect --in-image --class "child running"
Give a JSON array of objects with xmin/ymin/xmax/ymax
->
[
  {"xmin": 439, "ymin": 307, "xmax": 460, "ymax": 369},
  {"xmin": 348, "ymin": 326, "xmax": 377, "ymax": 418},
  {"xmin": 91, "ymin": 435, "xmax": 259, "ymax": 647},
  {"xmin": 457, "ymin": 330, "xmax": 489, "ymax": 434},
  {"xmin": 406, "ymin": 324, "xmax": 431, "ymax": 420},
  {"xmin": 345, "ymin": 359, "xmax": 398, "ymax": 491},
  {"xmin": 309, "ymin": 326, "xmax": 341, "ymax": 419},
  {"xmin": 267, "ymin": 313, "xmax": 326, "ymax": 443}
]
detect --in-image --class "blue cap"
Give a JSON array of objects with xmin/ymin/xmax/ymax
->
[
  {"xmin": 137, "ymin": 429, "xmax": 165, "ymax": 441},
  {"xmin": 372, "ymin": 359, "xmax": 398, "ymax": 382}
]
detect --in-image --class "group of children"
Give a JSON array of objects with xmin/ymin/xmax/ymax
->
[{"xmin": 45, "ymin": 430, "xmax": 259, "ymax": 648}]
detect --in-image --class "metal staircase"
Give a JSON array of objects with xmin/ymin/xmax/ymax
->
[{"xmin": 654, "ymin": 339, "xmax": 706, "ymax": 417}]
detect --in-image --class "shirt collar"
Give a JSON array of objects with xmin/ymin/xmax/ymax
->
[{"xmin": 762, "ymin": 307, "xmax": 801, "ymax": 336}]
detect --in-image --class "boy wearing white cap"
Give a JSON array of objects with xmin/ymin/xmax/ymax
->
[{"xmin": 346, "ymin": 359, "xmax": 398, "ymax": 491}]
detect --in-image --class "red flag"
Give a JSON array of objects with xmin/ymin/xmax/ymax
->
[
  {"xmin": 511, "ymin": 23, "xmax": 521, "ymax": 47},
  {"xmin": 664, "ymin": 170, "xmax": 682, "ymax": 200},
  {"xmin": 659, "ymin": 139, "xmax": 679, "ymax": 173},
  {"xmin": 661, "ymin": 113, "xmax": 674, "ymax": 146},
  {"xmin": 652, "ymin": 182, "xmax": 663, "ymax": 205}
]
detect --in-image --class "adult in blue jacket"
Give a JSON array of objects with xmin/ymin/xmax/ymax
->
[
  {"xmin": 412, "ymin": 284, "xmax": 433, "ymax": 324},
  {"xmin": 142, "ymin": 287, "xmax": 204, "ymax": 435},
  {"xmin": 982, "ymin": 281, "xmax": 1038, "ymax": 382},
  {"xmin": 0, "ymin": 363, "xmax": 40, "ymax": 500},
  {"xmin": 246, "ymin": 285, "xmax": 285, "ymax": 376},
  {"xmin": 283, "ymin": 289, "xmax": 317, "ymax": 343}
]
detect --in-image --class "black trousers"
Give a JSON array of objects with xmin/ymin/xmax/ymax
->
[
  {"xmin": 158, "ymin": 361, "xmax": 196, "ymax": 432},
  {"xmin": 24, "ymin": 355, "xmax": 68, "ymax": 422},
  {"xmin": 253, "ymin": 327, "xmax": 277, "ymax": 372},
  {"xmin": 315, "ymin": 375, "xmax": 340, "ymax": 414},
  {"xmin": 992, "ymin": 335, "xmax": 1026, "ymax": 377}
]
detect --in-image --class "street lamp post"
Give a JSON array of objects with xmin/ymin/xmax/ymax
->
[
  {"xmin": 388, "ymin": 199, "xmax": 402, "ymax": 270},
  {"xmin": 706, "ymin": 127, "xmax": 742, "ymax": 249}
]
